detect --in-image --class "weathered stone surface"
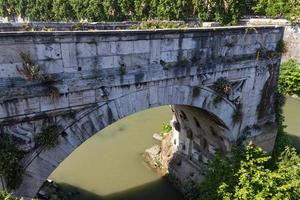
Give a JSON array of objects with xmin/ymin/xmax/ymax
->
[{"xmin": 0, "ymin": 26, "xmax": 284, "ymax": 198}]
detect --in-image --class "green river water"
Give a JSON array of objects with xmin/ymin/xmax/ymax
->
[{"xmin": 49, "ymin": 97, "xmax": 300, "ymax": 199}]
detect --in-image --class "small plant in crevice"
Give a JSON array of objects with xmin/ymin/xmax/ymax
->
[
  {"xmin": 177, "ymin": 57, "xmax": 190, "ymax": 67},
  {"xmin": 160, "ymin": 122, "xmax": 172, "ymax": 138},
  {"xmin": 35, "ymin": 125, "xmax": 60, "ymax": 149},
  {"xmin": 17, "ymin": 52, "xmax": 61, "ymax": 102},
  {"xmin": 41, "ymin": 27, "xmax": 55, "ymax": 32},
  {"xmin": 232, "ymin": 103, "xmax": 243, "ymax": 124},
  {"xmin": 0, "ymin": 134, "xmax": 23, "ymax": 190},
  {"xmin": 225, "ymin": 42, "xmax": 235, "ymax": 48},
  {"xmin": 276, "ymin": 39, "xmax": 287, "ymax": 54},
  {"xmin": 119, "ymin": 63, "xmax": 126, "ymax": 75},
  {"xmin": 212, "ymin": 77, "xmax": 231, "ymax": 105},
  {"xmin": 71, "ymin": 22, "xmax": 84, "ymax": 31},
  {"xmin": 42, "ymin": 75, "xmax": 61, "ymax": 102},
  {"xmin": 17, "ymin": 52, "xmax": 41, "ymax": 81},
  {"xmin": 21, "ymin": 23, "xmax": 34, "ymax": 31}
]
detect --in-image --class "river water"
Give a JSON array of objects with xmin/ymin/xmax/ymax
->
[
  {"xmin": 49, "ymin": 97, "xmax": 300, "ymax": 199},
  {"xmin": 283, "ymin": 97, "xmax": 300, "ymax": 150},
  {"xmin": 49, "ymin": 106, "xmax": 184, "ymax": 200}
]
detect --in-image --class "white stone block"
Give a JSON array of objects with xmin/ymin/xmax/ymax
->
[
  {"xmin": 76, "ymin": 43, "xmax": 97, "ymax": 58},
  {"xmin": 98, "ymin": 56, "xmax": 114, "ymax": 69},
  {"xmin": 36, "ymin": 43, "xmax": 62, "ymax": 60},
  {"xmin": 116, "ymin": 41, "xmax": 133, "ymax": 55},
  {"xmin": 133, "ymin": 40, "xmax": 150, "ymax": 54},
  {"xmin": 97, "ymin": 41, "xmax": 116, "ymax": 56},
  {"xmin": 61, "ymin": 43, "xmax": 78, "ymax": 70}
]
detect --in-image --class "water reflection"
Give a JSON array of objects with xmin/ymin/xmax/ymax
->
[{"xmin": 58, "ymin": 177, "xmax": 183, "ymax": 200}]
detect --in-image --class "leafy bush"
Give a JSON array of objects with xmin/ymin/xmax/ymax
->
[
  {"xmin": 190, "ymin": 145, "xmax": 300, "ymax": 200},
  {"xmin": 0, "ymin": 135, "xmax": 23, "ymax": 190},
  {"xmin": 253, "ymin": 0, "xmax": 300, "ymax": 23},
  {"xmin": 279, "ymin": 59, "xmax": 300, "ymax": 96},
  {"xmin": 131, "ymin": 20, "xmax": 190, "ymax": 29},
  {"xmin": 0, "ymin": 191, "xmax": 23, "ymax": 200},
  {"xmin": 160, "ymin": 122, "xmax": 172, "ymax": 138},
  {"xmin": 35, "ymin": 125, "xmax": 60, "ymax": 149},
  {"xmin": 212, "ymin": 77, "xmax": 231, "ymax": 104}
]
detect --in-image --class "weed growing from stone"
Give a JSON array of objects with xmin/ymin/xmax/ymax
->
[
  {"xmin": 35, "ymin": 125, "xmax": 60, "ymax": 149},
  {"xmin": 212, "ymin": 77, "xmax": 231, "ymax": 105}
]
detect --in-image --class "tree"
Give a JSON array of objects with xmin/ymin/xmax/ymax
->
[
  {"xmin": 26, "ymin": 0, "xmax": 54, "ymax": 21},
  {"xmin": 192, "ymin": 0, "xmax": 215, "ymax": 22},
  {"xmin": 192, "ymin": 145, "xmax": 300, "ymax": 200},
  {"xmin": 157, "ymin": 0, "xmax": 190, "ymax": 20},
  {"xmin": 102, "ymin": 0, "xmax": 124, "ymax": 21},
  {"xmin": 0, "ymin": 0, "xmax": 27, "ymax": 19},
  {"xmin": 53, "ymin": 0, "xmax": 75, "ymax": 21}
]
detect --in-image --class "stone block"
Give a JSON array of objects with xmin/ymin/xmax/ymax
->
[
  {"xmin": 161, "ymin": 51, "xmax": 178, "ymax": 63},
  {"xmin": 38, "ymin": 59, "xmax": 64, "ymax": 74},
  {"xmin": 77, "ymin": 57, "xmax": 98, "ymax": 71},
  {"xmin": 181, "ymin": 38, "xmax": 197, "ymax": 50},
  {"xmin": 61, "ymin": 43, "xmax": 78, "ymax": 71},
  {"xmin": 131, "ymin": 53, "xmax": 150, "ymax": 66},
  {"xmin": 97, "ymin": 41, "xmax": 116, "ymax": 56},
  {"xmin": 0, "ymin": 63, "xmax": 19, "ymax": 78},
  {"xmin": 0, "ymin": 44, "xmax": 36, "ymax": 64},
  {"xmin": 150, "ymin": 40, "xmax": 161, "ymax": 63},
  {"xmin": 116, "ymin": 41, "xmax": 133, "ymax": 55},
  {"xmin": 97, "ymin": 56, "xmax": 114, "ymax": 69},
  {"xmin": 133, "ymin": 40, "xmax": 150, "ymax": 54},
  {"xmin": 161, "ymin": 38, "xmax": 179, "ymax": 51},
  {"xmin": 36, "ymin": 43, "xmax": 62, "ymax": 60},
  {"xmin": 76, "ymin": 43, "xmax": 97, "ymax": 58}
]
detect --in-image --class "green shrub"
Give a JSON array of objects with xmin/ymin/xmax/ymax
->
[
  {"xmin": 0, "ymin": 135, "xmax": 23, "ymax": 190},
  {"xmin": 160, "ymin": 122, "xmax": 172, "ymax": 138},
  {"xmin": 212, "ymin": 77, "xmax": 231, "ymax": 104},
  {"xmin": 253, "ymin": 0, "xmax": 300, "ymax": 23},
  {"xmin": 35, "ymin": 125, "xmax": 60, "ymax": 149},
  {"xmin": 279, "ymin": 59, "xmax": 300, "ymax": 96},
  {"xmin": 0, "ymin": 191, "xmax": 23, "ymax": 200},
  {"xmin": 131, "ymin": 20, "xmax": 190, "ymax": 29},
  {"xmin": 189, "ymin": 145, "xmax": 300, "ymax": 200}
]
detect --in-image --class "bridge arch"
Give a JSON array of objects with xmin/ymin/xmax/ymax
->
[{"xmin": 15, "ymin": 83, "xmax": 237, "ymax": 197}]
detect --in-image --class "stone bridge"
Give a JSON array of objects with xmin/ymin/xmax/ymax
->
[{"xmin": 0, "ymin": 25, "xmax": 284, "ymax": 198}]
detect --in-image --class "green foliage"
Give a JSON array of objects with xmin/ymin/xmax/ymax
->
[
  {"xmin": 253, "ymin": 0, "xmax": 300, "ymax": 23},
  {"xmin": 35, "ymin": 125, "xmax": 60, "ymax": 149},
  {"xmin": 160, "ymin": 122, "xmax": 172, "ymax": 138},
  {"xmin": 212, "ymin": 77, "xmax": 231, "ymax": 104},
  {"xmin": 0, "ymin": 0, "xmax": 299, "ymax": 25},
  {"xmin": 0, "ymin": 191, "xmax": 23, "ymax": 200},
  {"xmin": 53, "ymin": 0, "xmax": 75, "ymax": 21},
  {"xmin": 192, "ymin": 0, "xmax": 215, "ymax": 22},
  {"xmin": 0, "ymin": 135, "xmax": 23, "ymax": 190},
  {"xmin": 131, "ymin": 20, "xmax": 190, "ymax": 29},
  {"xmin": 279, "ymin": 59, "xmax": 300, "ymax": 96},
  {"xmin": 276, "ymin": 39, "xmax": 287, "ymax": 54},
  {"xmin": 26, "ymin": 0, "xmax": 54, "ymax": 21},
  {"xmin": 191, "ymin": 145, "xmax": 300, "ymax": 200},
  {"xmin": 0, "ymin": 0, "xmax": 27, "ymax": 18},
  {"xmin": 232, "ymin": 103, "xmax": 243, "ymax": 124},
  {"xmin": 156, "ymin": 0, "xmax": 191, "ymax": 20}
]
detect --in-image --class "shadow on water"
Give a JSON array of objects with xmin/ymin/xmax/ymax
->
[
  {"xmin": 58, "ymin": 176, "xmax": 184, "ymax": 200},
  {"xmin": 287, "ymin": 134, "xmax": 300, "ymax": 152}
]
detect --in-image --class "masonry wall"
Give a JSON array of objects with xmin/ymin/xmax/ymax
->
[{"xmin": 0, "ymin": 26, "xmax": 284, "ymax": 197}]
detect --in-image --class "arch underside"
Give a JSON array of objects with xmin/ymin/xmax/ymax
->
[{"xmin": 13, "ymin": 83, "xmax": 238, "ymax": 198}]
